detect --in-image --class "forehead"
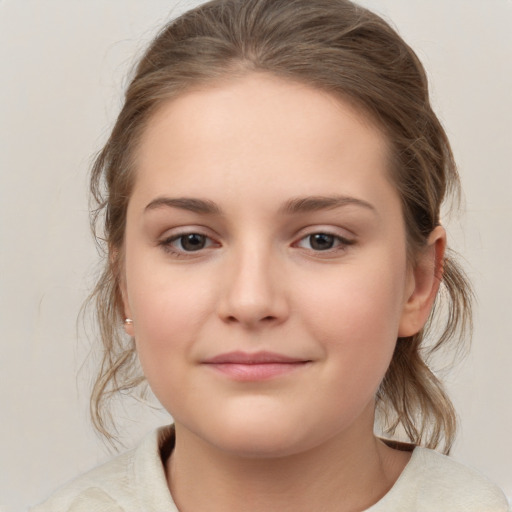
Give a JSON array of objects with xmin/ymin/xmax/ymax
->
[{"xmin": 132, "ymin": 73, "xmax": 394, "ymax": 210}]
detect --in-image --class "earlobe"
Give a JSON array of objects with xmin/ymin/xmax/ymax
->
[
  {"xmin": 120, "ymin": 280, "xmax": 135, "ymax": 336},
  {"xmin": 124, "ymin": 318, "xmax": 134, "ymax": 336},
  {"xmin": 398, "ymin": 226, "xmax": 446, "ymax": 337},
  {"xmin": 112, "ymin": 247, "xmax": 135, "ymax": 337}
]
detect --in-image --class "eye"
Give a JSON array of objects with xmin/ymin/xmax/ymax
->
[
  {"xmin": 296, "ymin": 232, "xmax": 354, "ymax": 252},
  {"xmin": 160, "ymin": 232, "xmax": 217, "ymax": 254}
]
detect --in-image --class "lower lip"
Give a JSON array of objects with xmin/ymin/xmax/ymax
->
[{"xmin": 203, "ymin": 362, "xmax": 310, "ymax": 381}]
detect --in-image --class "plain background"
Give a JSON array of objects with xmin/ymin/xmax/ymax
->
[{"xmin": 1, "ymin": 1, "xmax": 511, "ymax": 510}]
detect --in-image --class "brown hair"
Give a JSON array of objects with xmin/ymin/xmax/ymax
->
[{"xmin": 88, "ymin": 0, "xmax": 472, "ymax": 453}]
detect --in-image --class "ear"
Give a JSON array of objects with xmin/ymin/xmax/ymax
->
[
  {"xmin": 398, "ymin": 225, "xmax": 446, "ymax": 337},
  {"xmin": 112, "ymin": 247, "xmax": 135, "ymax": 337},
  {"xmin": 120, "ymin": 278, "xmax": 135, "ymax": 337}
]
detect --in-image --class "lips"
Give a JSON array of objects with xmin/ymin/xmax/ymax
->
[
  {"xmin": 201, "ymin": 351, "xmax": 311, "ymax": 381},
  {"xmin": 203, "ymin": 351, "xmax": 307, "ymax": 364}
]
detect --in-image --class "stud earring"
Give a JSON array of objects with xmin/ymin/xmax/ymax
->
[{"xmin": 124, "ymin": 318, "xmax": 133, "ymax": 325}]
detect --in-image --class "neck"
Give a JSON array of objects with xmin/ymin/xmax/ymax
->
[{"xmin": 166, "ymin": 411, "xmax": 410, "ymax": 512}]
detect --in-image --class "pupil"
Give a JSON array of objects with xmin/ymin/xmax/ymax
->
[
  {"xmin": 182, "ymin": 234, "xmax": 206, "ymax": 251},
  {"xmin": 310, "ymin": 233, "xmax": 334, "ymax": 250}
]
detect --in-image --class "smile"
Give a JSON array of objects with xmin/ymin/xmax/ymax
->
[{"xmin": 201, "ymin": 351, "xmax": 312, "ymax": 381}]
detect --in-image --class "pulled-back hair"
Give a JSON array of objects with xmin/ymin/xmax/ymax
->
[{"xmin": 88, "ymin": 0, "xmax": 472, "ymax": 453}]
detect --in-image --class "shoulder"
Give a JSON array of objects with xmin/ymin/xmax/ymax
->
[
  {"xmin": 396, "ymin": 447, "xmax": 510, "ymax": 511},
  {"xmin": 30, "ymin": 426, "xmax": 177, "ymax": 512},
  {"xmin": 29, "ymin": 445, "xmax": 138, "ymax": 512}
]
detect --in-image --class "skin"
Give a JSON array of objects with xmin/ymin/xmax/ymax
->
[{"xmin": 121, "ymin": 73, "xmax": 445, "ymax": 512}]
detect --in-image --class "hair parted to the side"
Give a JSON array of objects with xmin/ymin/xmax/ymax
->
[{"xmin": 87, "ymin": 0, "xmax": 472, "ymax": 453}]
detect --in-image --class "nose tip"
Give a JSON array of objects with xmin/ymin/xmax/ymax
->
[{"xmin": 217, "ymin": 253, "xmax": 288, "ymax": 328}]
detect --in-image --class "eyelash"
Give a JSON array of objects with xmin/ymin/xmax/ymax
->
[
  {"xmin": 294, "ymin": 232, "xmax": 355, "ymax": 253},
  {"xmin": 158, "ymin": 230, "xmax": 355, "ymax": 258},
  {"xmin": 158, "ymin": 232, "xmax": 217, "ymax": 257}
]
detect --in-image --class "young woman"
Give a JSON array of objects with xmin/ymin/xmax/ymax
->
[{"xmin": 32, "ymin": 0, "xmax": 510, "ymax": 510}]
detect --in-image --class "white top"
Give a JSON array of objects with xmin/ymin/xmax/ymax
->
[{"xmin": 31, "ymin": 425, "xmax": 510, "ymax": 512}]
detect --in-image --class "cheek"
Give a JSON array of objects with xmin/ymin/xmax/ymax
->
[
  {"xmin": 125, "ymin": 259, "xmax": 215, "ymax": 384},
  {"xmin": 302, "ymin": 257, "xmax": 406, "ymax": 331},
  {"xmin": 130, "ymin": 287, "xmax": 205, "ymax": 412},
  {"xmin": 296, "ymin": 258, "xmax": 408, "ymax": 386},
  {"xmin": 131, "ymin": 279, "xmax": 209, "ymax": 347}
]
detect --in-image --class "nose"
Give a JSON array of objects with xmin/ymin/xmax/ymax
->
[{"xmin": 217, "ymin": 244, "xmax": 289, "ymax": 329}]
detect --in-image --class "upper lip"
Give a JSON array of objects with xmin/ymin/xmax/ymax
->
[{"xmin": 202, "ymin": 351, "xmax": 309, "ymax": 364}]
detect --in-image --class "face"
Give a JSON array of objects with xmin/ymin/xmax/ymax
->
[{"xmin": 121, "ymin": 73, "xmax": 424, "ymax": 458}]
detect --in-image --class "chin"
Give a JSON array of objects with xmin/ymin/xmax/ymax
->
[
  {"xmin": 194, "ymin": 406, "xmax": 333, "ymax": 460},
  {"xmin": 173, "ymin": 405, "xmax": 305, "ymax": 459}
]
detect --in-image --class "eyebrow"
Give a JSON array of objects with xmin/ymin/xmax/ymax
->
[
  {"xmin": 144, "ymin": 195, "xmax": 376, "ymax": 216},
  {"xmin": 279, "ymin": 195, "xmax": 377, "ymax": 215},
  {"xmin": 145, "ymin": 197, "xmax": 222, "ymax": 215}
]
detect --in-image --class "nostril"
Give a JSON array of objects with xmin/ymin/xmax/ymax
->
[{"xmin": 225, "ymin": 315, "xmax": 276, "ymax": 324}]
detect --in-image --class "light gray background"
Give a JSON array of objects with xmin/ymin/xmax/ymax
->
[{"xmin": 1, "ymin": 1, "xmax": 511, "ymax": 510}]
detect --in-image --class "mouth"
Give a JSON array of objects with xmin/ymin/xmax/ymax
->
[{"xmin": 201, "ymin": 351, "xmax": 312, "ymax": 381}]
